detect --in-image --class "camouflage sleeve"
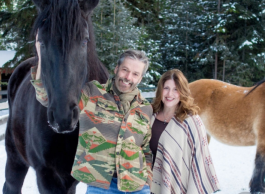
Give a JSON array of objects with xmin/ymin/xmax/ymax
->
[
  {"xmin": 30, "ymin": 66, "xmax": 90, "ymax": 110},
  {"xmin": 77, "ymin": 84, "xmax": 91, "ymax": 111},
  {"xmin": 30, "ymin": 66, "xmax": 49, "ymax": 107},
  {"xmin": 142, "ymin": 116, "xmax": 153, "ymax": 186}
]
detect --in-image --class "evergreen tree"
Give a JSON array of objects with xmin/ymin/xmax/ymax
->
[
  {"xmin": 195, "ymin": 0, "xmax": 223, "ymax": 80},
  {"xmin": 155, "ymin": 0, "xmax": 217, "ymax": 82},
  {"xmin": 123, "ymin": 0, "xmax": 166, "ymax": 85},
  {"xmin": 159, "ymin": 0, "xmax": 200, "ymax": 78},
  {"xmin": 0, "ymin": 0, "xmax": 148, "ymax": 78},
  {"xmin": 221, "ymin": 0, "xmax": 265, "ymax": 85},
  {"xmin": 0, "ymin": 0, "xmax": 37, "ymax": 68},
  {"xmin": 92, "ymin": 0, "xmax": 141, "ymax": 72},
  {"xmin": 195, "ymin": 0, "xmax": 265, "ymax": 86},
  {"xmin": 155, "ymin": 0, "xmax": 265, "ymax": 86}
]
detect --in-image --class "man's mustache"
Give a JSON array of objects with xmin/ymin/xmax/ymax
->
[{"xmin": 119, "ymin": 78, "xmax": 133, "ymax": 85}]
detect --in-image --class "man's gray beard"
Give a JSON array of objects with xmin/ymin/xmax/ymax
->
[{"xmin": 114, "ymin": 76, "xmax": 137, "ymax": 94}]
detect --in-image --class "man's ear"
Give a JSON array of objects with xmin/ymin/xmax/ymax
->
[
  {"xmin": 78, "ymin": 0, "xmax": 99, "ymax": 17},
  {"xmin": 114, "ymin": 65, "xmax": 118, "ymax": 75},
  {"xmin": 138, "ymin": 76, "xmax": 143, "ymax": 85},
  {"xmin": 32, "ymin": 0, "xmax": 51, "ymax": 12}
]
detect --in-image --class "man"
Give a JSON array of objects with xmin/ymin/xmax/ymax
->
[{"xmin": 31, "ymin": 38, "xmax": 153, "ymax": 193}]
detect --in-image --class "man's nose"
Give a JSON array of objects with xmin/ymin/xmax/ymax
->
[{"xmin": 125, "ymin": 72, "xmax": 132, "ymax": 80}]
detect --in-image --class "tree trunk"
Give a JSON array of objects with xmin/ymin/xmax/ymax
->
[
  {"xmin": 113, "ymin": 0, "xmax": 116, "ymax": 26},
  {"xmin": 214, "ymin": 0, "xmax": 221, "ymax": 79},
  {"xmin": 101, "ymin": 9, "xmax": 102, "ymax": 49},
  {"xmin": 215, "ymin": 52, "xmax": 218, "ymax": 79},
  {"xmin": 185, "ymin": 12, "xmax": 188, "ymax": 75},
  {"xmin": 113, "ymin": 0, "xmax": 116, "ymax": 54},
  {"xmin": 222, "ymin": 60, "xmax": 225, "ymax": 81},
  {"xmin": 243, "ymin": 6, "xmax": 247, "ymax": 62}
]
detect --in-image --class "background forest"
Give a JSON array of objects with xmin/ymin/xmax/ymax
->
[{"xmin": 1, "ymin": 0, "xmax": 265, "ymax": 88}]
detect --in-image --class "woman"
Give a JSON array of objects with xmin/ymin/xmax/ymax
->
[{"xmin": 150, "ymin": 69, "xmax": 220, "ymax": 194}]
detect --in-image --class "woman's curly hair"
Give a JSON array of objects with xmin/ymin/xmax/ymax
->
[{"xmin": 152, "ymin": 69, "xmax": 199, "ymax": 122}]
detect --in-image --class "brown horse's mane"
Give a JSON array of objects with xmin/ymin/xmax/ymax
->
[{"xmin": 245, "ymin": 79, "xmax": 265, "ymax": 97}]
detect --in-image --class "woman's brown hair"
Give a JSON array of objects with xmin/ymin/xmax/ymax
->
[{"xmin": 152, "ymin": 69, "xmax": 199, "ymax": 122}]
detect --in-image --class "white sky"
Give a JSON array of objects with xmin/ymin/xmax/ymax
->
[{"xmin": 0, "ymin": 51, "xmax": 16, "ymax": 67}]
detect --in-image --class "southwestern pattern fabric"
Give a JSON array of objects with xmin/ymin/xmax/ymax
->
[
  {"xmin": 30, "ymin": 67, "xmax": 153, "ymax": 192},
  {"xmin": 150, "ymin": 114, "xmax": 220, "ymax": 194}
]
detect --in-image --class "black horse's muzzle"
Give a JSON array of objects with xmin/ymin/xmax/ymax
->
[{"xmin": 47, "ymin": 105, "xmax": 79, "ymax": 133}]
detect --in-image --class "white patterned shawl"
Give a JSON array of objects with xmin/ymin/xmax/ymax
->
[{"xmin": 151, "ymin": 114, "xmax": 220, "ymax": 194}]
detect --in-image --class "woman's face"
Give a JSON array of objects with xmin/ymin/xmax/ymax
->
[{"xmin": 162, "ymin": 79, "xmax": 180, "ymax": 109}]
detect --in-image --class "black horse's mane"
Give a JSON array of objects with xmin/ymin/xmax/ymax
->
[
  {"xmin": 32, "ymin": 0, "xmax": 87, "ymax": 57},
  {"xmin": 245, "ymin": 79, "xmax": 265, "ymax": 96},
  {"xmin": 31, "ymin": 0, "xmax": 109, "ymax": 83}
]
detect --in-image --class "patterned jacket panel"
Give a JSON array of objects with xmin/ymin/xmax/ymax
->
[
  {"xmin": 72, "ymin": 81, "xmax": 153, "ymax": 191},
  {"xmin": 30, "ymin": 69, "xmax": 153, "ymax": 192}
]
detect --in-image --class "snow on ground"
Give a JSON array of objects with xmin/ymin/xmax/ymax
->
[
  {"xmin": 0, "ymin": 121, "xmax": 256, "ymax": 194},
  {"xmin": 0, "ymin": 122, "xmax": 87, "ymax": 194},
  {"xmin": 0, "ymin": 115, "xmax": 8, "ymax": 139},
  {"xmin": 209, "ymin": 139, "xmax": 256, "ymax": 194}
]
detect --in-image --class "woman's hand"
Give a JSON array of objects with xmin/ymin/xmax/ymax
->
[{"xmin": 35, "ymin": 32, "xmax": 41, "ymax": 80}]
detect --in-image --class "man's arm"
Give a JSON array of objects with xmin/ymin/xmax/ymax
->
[
  {"xmin": 30, "ymin": 32, "xmax": 49, "ymax": 107},
  {"xmin": 35, "ymin": 33, "xmax": 41, "ymax": 80},
  {"xmin": 30, "ymin": 66, "xmax": 48, "ymax": 107},
  {"xmin": 31, "ymin": 33, "xmax": 89, "ymax": 109}
]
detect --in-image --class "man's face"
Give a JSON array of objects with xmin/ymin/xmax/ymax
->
[{"xmin": 114, "ymin": 58, "xmax": 145, "ymax": 93}]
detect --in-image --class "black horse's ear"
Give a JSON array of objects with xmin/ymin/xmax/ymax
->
[
  {"xmin": 78, "ymin": 0, "xmax": 99, "ymax": 15},
  {"xmin": 32, "ymin": 0, "xmax": 51, "ymax": 12}
]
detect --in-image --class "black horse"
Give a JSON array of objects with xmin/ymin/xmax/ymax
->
[{"xmin": 3, "ymin": 0, "xmax": 108, "ymax": 193}]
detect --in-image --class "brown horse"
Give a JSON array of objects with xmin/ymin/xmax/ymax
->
[{"xmin": 189, "ymin": 79, "xmax": 265, "ymax": 193}]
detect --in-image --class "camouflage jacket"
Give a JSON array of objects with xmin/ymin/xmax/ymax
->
[{"xmin": 30, "ymin": 67, "xmax": 153, "ymax": 192}]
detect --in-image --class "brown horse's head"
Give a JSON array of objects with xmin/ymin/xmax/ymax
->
[{"xmin": 32, "ymin": 0, "xmax": 99, "ymax": 133}]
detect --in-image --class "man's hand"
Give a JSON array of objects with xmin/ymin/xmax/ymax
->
[{"xmin": 35, "ymin": 32, "xmax": 41, "ymax": 80}]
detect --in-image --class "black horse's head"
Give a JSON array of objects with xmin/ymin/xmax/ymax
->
[{"xmin": 32, "ymin": 0, "xmax": 99, "ymax": 133}]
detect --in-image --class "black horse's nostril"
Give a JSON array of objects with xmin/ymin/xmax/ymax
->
[
  {"xmin": 47, "ymin": 105, "xmax": 79, "ymax": 132},
  {"xmin": 48, "ymin": 110, "xmax": 55, "ymax": 125},
  {"xmin": 72, "ymin": 106, "xmax": 79, "ymax": 124}
]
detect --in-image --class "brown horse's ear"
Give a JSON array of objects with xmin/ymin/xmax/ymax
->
[
  {"xmin": 78, "ymin": 0, "xmax": 99, "ymax": 16},
  {"xmin": 32, "ymin": 0, "xmax": 51, "ymax": 12}
]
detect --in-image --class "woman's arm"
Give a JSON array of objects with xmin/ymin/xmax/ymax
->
[
  {"xmin": 141, "ymin": 110, "xmax": 153, "ymax": 187},
  {"xmin": 187, "ymin": 115, "xmax": 220, "ymax": 194}
]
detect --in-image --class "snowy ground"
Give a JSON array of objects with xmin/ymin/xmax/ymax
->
[{"xmin": 0, "ymin": 122, "xmax": 256, "ymax": 194}]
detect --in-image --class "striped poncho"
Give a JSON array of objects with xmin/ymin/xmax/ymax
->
[{"xmin": 151, "ymin": 114, "xmax": 220, "ymax": 194}]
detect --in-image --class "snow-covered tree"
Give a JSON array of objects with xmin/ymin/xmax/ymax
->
[
  {"xmin": 92, "ymin": 0, "xmax": 144, "ymax": 72},
  {"xmin": 0, "ymin": 0, "xmax": 36, "ymax": 67},
  {"xmin": 221, "ymin": 0, "xmax": 265, "ymax": 85},
  {"xmin": 154, "ymin": 0, "xmax": 265, "ymax": 85}
]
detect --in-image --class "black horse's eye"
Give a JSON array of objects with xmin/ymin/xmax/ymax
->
[
  {"xmin": 39, "ymin": 41, "xmax": 45, "ymax": 47},
  {"xmin": 82, "ymin": 39, "xmax": 88, "ymax": 47}
]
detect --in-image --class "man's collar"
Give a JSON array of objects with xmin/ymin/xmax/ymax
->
[{"xmin": 105, "ymin": 77, "xmax": 114, "ymax": 93}]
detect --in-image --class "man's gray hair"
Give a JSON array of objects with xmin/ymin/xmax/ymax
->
[{"xmin": 117, "ymin": 49, "xmax": 149, "ymax": 76}]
